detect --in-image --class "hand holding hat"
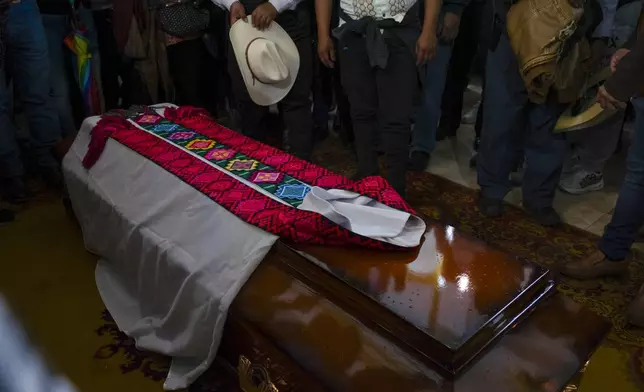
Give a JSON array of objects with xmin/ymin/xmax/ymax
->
[
  {"xmin": 252, "ymin": 2, "xmax": 278, "ymax": 30},
  {"xmin": 229, "ymin": 15, "xmax": 300, "ymax": 106}
]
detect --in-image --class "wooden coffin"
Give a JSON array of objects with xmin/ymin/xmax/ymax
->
[{"xmin": 217, "ymin": 220, "xmax": 610, "ymax": 392}]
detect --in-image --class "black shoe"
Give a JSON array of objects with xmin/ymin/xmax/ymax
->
[
  {"xmin": 408, "ymin": 151, "xmax": 430, "ymax": 172},
  {"xmin": 478, "ymin": 195, "xmax": 503, "ymax": 217},
  {"xmin": 524, "ymin": 205, "xmax": 562, "ymax": 227},
  {"xmin": 0, "ymin": 208, "xmax": 14, "ymax": 225},
  {"xmin": 1, "ymin": 177, "xmax": 29, "ymax": 204}
]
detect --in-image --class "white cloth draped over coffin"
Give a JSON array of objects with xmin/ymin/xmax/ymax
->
[{"xmin": 62, "ymin": 104, "xmax": 426, "ymax": 390}]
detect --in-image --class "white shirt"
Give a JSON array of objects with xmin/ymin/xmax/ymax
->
[
  {"xmin": 211, "ymin": 0, "xmax": 303, "ymax": 13},
  {"xmin": 340, "ymin": 0, "xmax": 418, "ymax": 23}
]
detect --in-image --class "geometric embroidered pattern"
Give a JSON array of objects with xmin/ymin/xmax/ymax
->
[
  {"xmin": 131, "ymin": 113, "xmax": 311, "ymax": 207},
  {"xmin": 86, "ymin": 106, "xmax": 417, "ymax": 250}
]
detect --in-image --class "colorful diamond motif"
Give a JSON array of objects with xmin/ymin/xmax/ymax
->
[
  {"xmin": 185, "ymin": 139, "xmax": 216, "ymax": 150},
  {"xmin": 250, "ymin": 171, "xmax": 283, "ymax": 184},
  {"xmin": 168, "ymin": 131, "xmax": 196, "ymax": 140},
  {"xmin": 225, "ymin": 159, "xmax": 258, "ymax": 171},
  {"xmin": 151, "ymin": 123, "xmax": 179, "ymax": 132},
  {"xmin": 275, "ymin": 184, "xmax": 310, "ymax": 200},
  {"xmin": 205, "ymin": 149, "xmax": 235, "ymax": 161},
  {"xmin": 138, "ymin": 114, "xmax": 161, "ymax": 124}
]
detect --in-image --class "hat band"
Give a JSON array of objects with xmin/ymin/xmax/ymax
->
[{"xmin": 245, "ymin": 37, "xmax": 277, "ymax": 86}]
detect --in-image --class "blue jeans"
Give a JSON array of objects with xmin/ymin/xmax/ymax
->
[
  {"xmin": 477, "ymin": 32, "xmax": 566, "ymax": 209},
  {"xmin": 411, "ymin": 43, "xmax": 452, "ymax": 155},
  {"xmin": 0, "ymin": 0, "xmax": 61, "ymax": 179},
  {"xmin": 42, "ymin": 14, "xmax": 76, "ymax": 138},
  {"xmin": 600, "ymin": 97, "xmax": 644, "ymax": 260}
]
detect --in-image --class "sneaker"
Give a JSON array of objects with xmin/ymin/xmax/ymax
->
[
  {"xmin": 560, "ymin": 250, "xmax": 629, "ymax": 280},
  {"xmin": 0, "ymin": 208, "xmax": 14, "ymax": 225},
  {"xmin": 559, "ymin": 169, "xmax": 604, "ymax": 195},
  {"xmin": 462, "ymin": 100, "xmax": 481, "ymax": 125},
  {"xmin": 478, "ymin": 195, "xmax": 503, "ymax": 217},
  {"xmin": 408, "ymin": 151, "xmax": 430, "ymax": 172}
]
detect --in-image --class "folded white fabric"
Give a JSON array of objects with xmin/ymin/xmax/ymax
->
[{"xmin": 299, "ymin": 187, "xmax": 426, "ymax": 247}]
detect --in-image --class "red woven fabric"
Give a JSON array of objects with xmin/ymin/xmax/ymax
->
[{"xmin": 83, "ymin": 107, "xmax": 420, "ymax": 250}]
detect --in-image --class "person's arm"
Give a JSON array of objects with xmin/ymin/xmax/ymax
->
[
  {"xmin": 416, "ymin": 0, "xmax": 440, "ymax": 64},
  {"xmin": 439, "ymin": 0, "xmax": 472, "ymax": 43},
  {"xmin": 316, "ymin": 0, "xmax": 334, "ymax": 67},
  {"xmin": 604, "ymin": 37, "xmax": 644, "ymax": 102},
  {"xmin": 251, "ymin": 0, "xmax": 307, "ymax": 29}
]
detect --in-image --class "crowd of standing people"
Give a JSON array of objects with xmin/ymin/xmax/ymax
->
[{"xmin": 1, "ymin": 0, "xmax": 644, "ymax": 323}]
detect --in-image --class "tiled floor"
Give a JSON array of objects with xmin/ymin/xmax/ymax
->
[{"xmin": 426, "ymin": 119, "xmax": 628, "ymax": 236}]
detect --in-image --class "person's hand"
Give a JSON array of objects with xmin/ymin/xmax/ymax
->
[
  {"xmin": 229, "ymin": 1, "xmax": 247, "ymax": 26},
  {"xmin": 439, "ymin": 12, "xmax": 461, "ymax": 43},
  {"xmin": 596, "ymin": 85, "xmax": 625, "ymax": 110},
  {"xmin": 610, "ymin": 48, "xmax": 631, "ymax": 72},
  {"xmin": 251, "ymin": 2, "xmax": 278, "ymax": 30},
  {"xmin": 416, "ymin": 32, "xmax": 437, "ymax": 65},
  {"xmin": 318, "ymin": 36, "xmax": 335, "ymax": 68}
]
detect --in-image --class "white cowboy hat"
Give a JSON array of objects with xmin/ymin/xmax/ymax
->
[{"xmin": 229, "ymin": 16, "xmax": 299, "ymax": 106}]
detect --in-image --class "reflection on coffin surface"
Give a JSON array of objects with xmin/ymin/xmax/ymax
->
[{"xmin": 223, "ymin": 221, "xmax": 609, "ymax": 391}]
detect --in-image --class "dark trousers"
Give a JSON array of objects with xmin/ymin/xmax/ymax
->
[
  {"xmin": 600, "ymin": 98, "xmax": 644, "ymax": 260},
  {"xmin": 167, "ymin": 38, "xmax": 213, "ymax": 110},
  {"xmin": 228, "ymin": 34, "xmax": 313, "ymax": 160},
  {"xmin": 92, "ymin": 9, "xmax": 133, "ymax": 110},
  {"xmin": 477, "ymin": 32, "xmax": 567, "ymax": 209},
  {"xmin": 338, "ymin": 32, "xmax": 417, "ymax": 196},
  {"xmin": 439, "ymin": 1, "xmax": 485, "ymax": 134}
]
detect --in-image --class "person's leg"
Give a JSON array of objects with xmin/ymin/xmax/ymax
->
[
  {"xmin": 6, "ymin": 0, "xmax": 61, "ymax": 183},
  {"xmin": 600, "ymin": 98, "xmax": 644, "ymax": 259},
  {"xmin": 560, "ymin": 119, "xmax": 622, "ymax": 194},
  {"xmin": 521, "ymin": 97, "xmax": 567, "ymax": 225},
  {"xmin": 377, "ymin": 34, "xmax": 417, "ymax": 197},
  {"xmin": 281, "ymin": 35, "xmax": 314, "ymax": 160},
  {"xmin": 166, "ymin": 38, "xmax": 208, "ymax": 107},
  {"xmin": 411, "ymin": 44, "xmax": 452, "ymax": 164},
  {"xmin": 338, "ymin": 33, "xmax": 379, "ymax": 179},
  {"xmin": 311, "ymin": 38, "xmax": 329, "ymax": 143},
  {"xmin": 92, "ymin": 8, "xmax": 120, "ymax": 110},
  {"xmin": 561, "ymin": 97, "xmax": 644, "ymax": 282},
  {"xmin": 438, "ymin": 1, "xmax": 484, "ymax": 136},
  {"xmin": 332, "ymin": 38, "xmax": 353, "ymax": 145},
  {"xmin": 226, "ymin": 43, "xmax": 269, "ymax": 141},
  {"xmin": 42, "ymin": 14, "xmax": 76, "ymax": 137},
  {"xmin": 477, "ymin": 31, "xmax": 527, "ymax": 215}
]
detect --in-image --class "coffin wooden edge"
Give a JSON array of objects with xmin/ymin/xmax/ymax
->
[{"xmin": 270, "ymin": 242, "xmax": 557, "ymax": 378}]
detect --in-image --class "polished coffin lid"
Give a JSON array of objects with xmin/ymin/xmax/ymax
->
[{"xmin": 278, "ymin": 221, "xmax": 556, "ymax": 377}]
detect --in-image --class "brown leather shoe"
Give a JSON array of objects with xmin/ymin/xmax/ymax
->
[
  {"xmin": 628, "ymin": 284, "xmax": 644, "ymax": 328},
  {"xmin": 560, "ymin": 250, "xmax": 629, "ymax": 280}
]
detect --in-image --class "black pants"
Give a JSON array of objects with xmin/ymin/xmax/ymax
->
[
  {"xmin": 338, "ymin": 32, "xmax": 417, "ymax": 196},
  {"xmin": 439, "ymin": 0, "xmax": 487, "ymax": 137},
  {"xmin": 92, "ymin": 9, "xmax": 134, "ymax": 110},
  {"xmin": 167, "ymin": 38, "xmax": 213, "ymax": 111},
  {"xmin": 228, "ymin": 34, "xmax": 313, "ymax": 160}
]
